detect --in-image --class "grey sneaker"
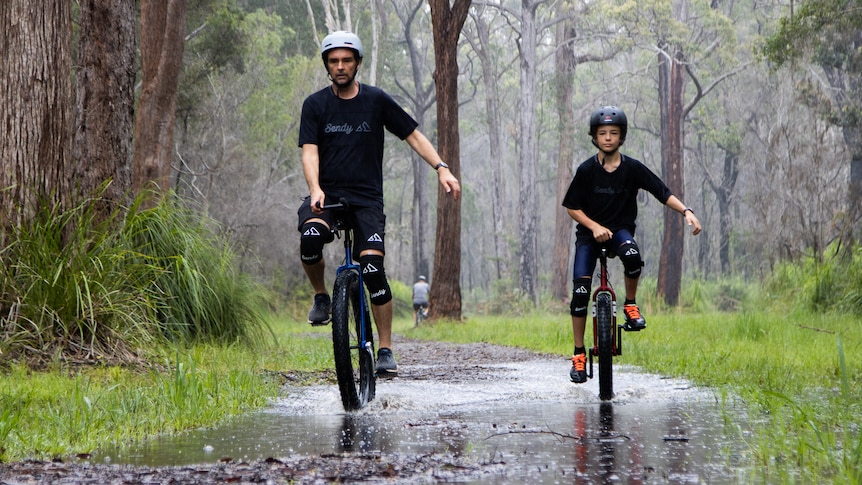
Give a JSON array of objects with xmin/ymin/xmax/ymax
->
[
  {"xmin": 307, "ymin": 293, "xmax": 331, "ymax": 326},
  {"xmin": 375, "ymin": 348, "xmax": 398, "ymax": 378}
]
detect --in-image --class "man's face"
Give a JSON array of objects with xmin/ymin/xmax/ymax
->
[
  {"xmin": 594, "ymin": 125, "xmax": 622, "ymax": 153},
  {"xmin": 325, "ymin": 48, "xmax": 360, "ymax": 87}
]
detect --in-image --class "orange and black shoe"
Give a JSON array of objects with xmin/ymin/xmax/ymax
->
[
  {"xmin": 622, "ymin": 303, "xmax": 646, "ymax": 331},
  {"xmin": 570, "ymin": 353, "xmax": 587, "ymax": 383}
]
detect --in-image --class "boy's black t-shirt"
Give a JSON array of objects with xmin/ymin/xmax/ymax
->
[
  {"xmin": 298, "ymin": 84, "xmax": 419, "ymax": 209},
  {"xmin": 562, "ymin": 154, "xmax": 672, "ymax": 240}
]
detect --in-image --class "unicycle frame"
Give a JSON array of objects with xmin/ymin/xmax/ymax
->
[
  {"xmin": 322, "ymin": 199, "xmax": 376, "ymax": 411},
  {"xmin": 588, "ymin": 248, "xmax": 623, "ymax": 401}
]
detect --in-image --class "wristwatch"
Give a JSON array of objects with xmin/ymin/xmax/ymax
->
[
  {"xmin": 683, "ymin": 207, "xmax": 694, "ymax": 216},
  {"xmin": 434, "ymin": 161, "xmax": 449, "ymax": 171}
]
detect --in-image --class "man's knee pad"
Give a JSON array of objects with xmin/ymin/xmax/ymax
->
[
  {"xmin": 570, "ymin": 277, "xmax": 591, "ymax": 317},
  {"xmin": 617, "ymin": 239, "xmax": 644, "ymax": 278},
  {"xmin": 360, "ymin": 254, "xmax": 392, "ymax": 305},
  {"xmin": 299, "ymin": 222, "xmax": 331, "ymax": 265}
]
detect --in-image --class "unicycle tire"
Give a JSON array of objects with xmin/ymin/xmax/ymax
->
[
  {"xmin": 332, "ymin": 269, "xmax": 376, "ymax": 411},
  {"xmin": 596, "ymin": 292, "xmax": 614, "ymax": 401}
]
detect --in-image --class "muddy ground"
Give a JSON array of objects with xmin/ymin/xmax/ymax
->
[{"xmin": 0, "ymin": 337, "xmax": 562, "ymax": 484}]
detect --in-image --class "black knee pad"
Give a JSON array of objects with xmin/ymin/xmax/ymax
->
[
  {"xmin": 299, "ymin": 222, "xmax": 332, "ymax": 265},
  {"xmin": 360, "ymin": 254, "xmax": 392, "ymax": 305},
  {"xmin": 570, "ymin": 277, "xmax": 591, "ymax": 317},
  {"xmin": 617, "ymin": 239, "xmax": 644, "ymax": 278}
]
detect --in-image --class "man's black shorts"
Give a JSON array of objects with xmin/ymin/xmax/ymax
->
[{"xmin": 297, "ymin": 197, "xmax": 386, "ymax": 255}]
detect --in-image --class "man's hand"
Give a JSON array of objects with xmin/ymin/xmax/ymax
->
[
  {"xmin": 685, "ymin": 212, "xmax": 702, "ymax": 236},
  {"xmin": 309, "ymin": 189, "xmax": 325, "ymax": 214},
  {"xmin": 438, "ymin": 169, "xmax": 461, "ymax": 200}
]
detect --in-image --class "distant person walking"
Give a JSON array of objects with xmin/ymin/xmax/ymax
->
[{"xmin": 412, "ymin": 275, "xmax": 430, "ymax": 325}]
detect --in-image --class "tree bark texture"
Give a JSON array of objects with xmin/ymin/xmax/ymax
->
[
  {"xmin": 0, "ymin": 1, "xmax": 72, "ymax": 231},
  {"xmin": 551, "ymin": 19, "xmax": 577, "ymax": 302},
  {"xmin": 657, "ymin": 44, "xmax": 686, "ymax": 306},
  {"xmin": 133, "ymin": 0, "xmax": 187, "ymax": 203},
  {"xmin": 74, "ymin": 0, "xmax": 137, "ymax": 213},
  {"xmin": 428, "ymin": 0, "xmax": 470, "ymax": 320}
]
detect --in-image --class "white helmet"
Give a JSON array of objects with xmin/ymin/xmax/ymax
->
[{"xmin": 320, "ymin": 31, "xmax": 364, "ymax": 61}]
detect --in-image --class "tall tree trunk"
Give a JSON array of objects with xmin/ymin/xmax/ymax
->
[
  {"xmin": 551, "ymin": 19, "xmax": 577, "ymax": 302},
  {"xmin": 396, "ymin": 0, "xmax": 435, "ymax": 279},
  {"xmin": 657, "ymin": 43, "xmax": 686, "ymax": 306},
  {"xmin": 0, "ymin": 1, "xmax": 72, "ymax": 232},
  {"xmin": 74, "ymin": 0, "xmax": 137, "ymax": 214},
  {"xmin": 517, "ymin": 0, "xmax": 540, "ymax": 304},
  {"xmin": 428, "ymin": 0, "xmax": 470, "ymax": 320},
  {"xmin": 472, "ymin": 9, "xmax": 509, "ymax": 282},
  {"xmin": 704, "ymin": 148, "xmax": 739, "ymax": 274},
  {"xmin": 133, "ymin": 0, "xmax": 187, "ymax": 203}
]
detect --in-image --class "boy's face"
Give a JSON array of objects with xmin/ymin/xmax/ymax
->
[
  {"xmin": 594, "ymin": 125, "xmax": 623, "ymax": 153},
  {"xmin": 325, "ymin": 48, "xmax": 361, "ymax": 87}
]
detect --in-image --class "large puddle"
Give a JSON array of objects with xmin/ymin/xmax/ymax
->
[{"xmin": 92, "ymin": 358, "xmax": 751, "ymax": 482}]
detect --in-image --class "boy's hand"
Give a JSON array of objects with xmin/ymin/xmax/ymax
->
[{"xmin": 592, "ymin": 226, "xmax": 613, "ymax": 243}]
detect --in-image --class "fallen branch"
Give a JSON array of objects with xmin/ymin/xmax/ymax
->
[{"xmin": 796, "ymin": 324, "xmax": 835, "ymax": 334}]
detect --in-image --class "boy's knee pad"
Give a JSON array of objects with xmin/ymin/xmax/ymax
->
[
  {"xmin": 360, "ymin": 254, "xmax": 392, "ymax": 305},
  {"xmin": 570, "ymin": 277, "xmax": 591, "ymax": 317},
  {"xmin": 617, "ymin": 239, "xmax": 644, "ymax": 278},
  {"xmin": 299, "ymin": 222, "xmax": 332, "ymax": 265}
]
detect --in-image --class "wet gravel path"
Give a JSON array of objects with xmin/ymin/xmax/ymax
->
[{"xmin": 0, "ymin": 337, "xmax": 559, "ymax": 484}]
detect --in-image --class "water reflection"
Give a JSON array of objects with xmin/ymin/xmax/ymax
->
[
  {"xmin": 573, "ymin": 403, "xmax": 635, "ymax": 483},
  {"xmin": 339, "ymin": 414, "xmax": 376, "ymax": 452}
]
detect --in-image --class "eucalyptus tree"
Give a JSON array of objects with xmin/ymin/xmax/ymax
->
[
  {"xmin": 764, "ymin": 0, "xmax": 862, "ymax": 248},
  {"xmin": 612, "ymin": 0, "xmax": 743, "ymax": 305},
  {"xmin": 429, "ymin": 0, "xmax": 471, "ymax": 319},
  {"xmin": 471, "ymin": 0, "xmax": 577, "ymax": 303},
  {"xmin": 0, "ymin": 1, "xmax": 72, "ymax": 232},
  {"xmin": 133, "ymin": 0, "xmax": 188, "ymax": 204},
  {"xmin": 73, "ymin": 0, "xmax": 137, "ymax": 217},
  {"xmin": 463, "ymin": 6, "xmax": 517, "ymax": 283},
  {"xmin": 391, "ymin": 0, "xmax": 438, "ymax": 279}
]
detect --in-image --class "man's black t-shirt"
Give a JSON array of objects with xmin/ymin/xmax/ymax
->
[
  {"xmin": 562, "ymin": 154, "xmax": 672, "ymax": 240},
  {"xmin": 298, "ymin": 84, "xmax": 419, "ymax": 209}
]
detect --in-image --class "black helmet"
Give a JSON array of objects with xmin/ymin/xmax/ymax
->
[{"xmin": 589, "ymin": 106, "xmax": 628, "ymax": 143}]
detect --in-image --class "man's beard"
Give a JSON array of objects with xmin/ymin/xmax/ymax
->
[{"xmin": 331, "ymin": 71, "xmax": 357, "ymax": 89}]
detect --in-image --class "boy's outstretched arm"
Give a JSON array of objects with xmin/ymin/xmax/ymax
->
[{"xmin": 665, "ymin": 195, "xmax": 702, "ymax": 235}]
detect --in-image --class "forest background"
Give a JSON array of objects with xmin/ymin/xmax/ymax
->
[{"xmin": 2, "ymin": 0, "xmax": 861, "ymax": 340}]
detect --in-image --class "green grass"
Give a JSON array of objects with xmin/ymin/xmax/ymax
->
[{"xmin": 0, "ymin": 191, "xmax": 271, "ymax": 366}]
